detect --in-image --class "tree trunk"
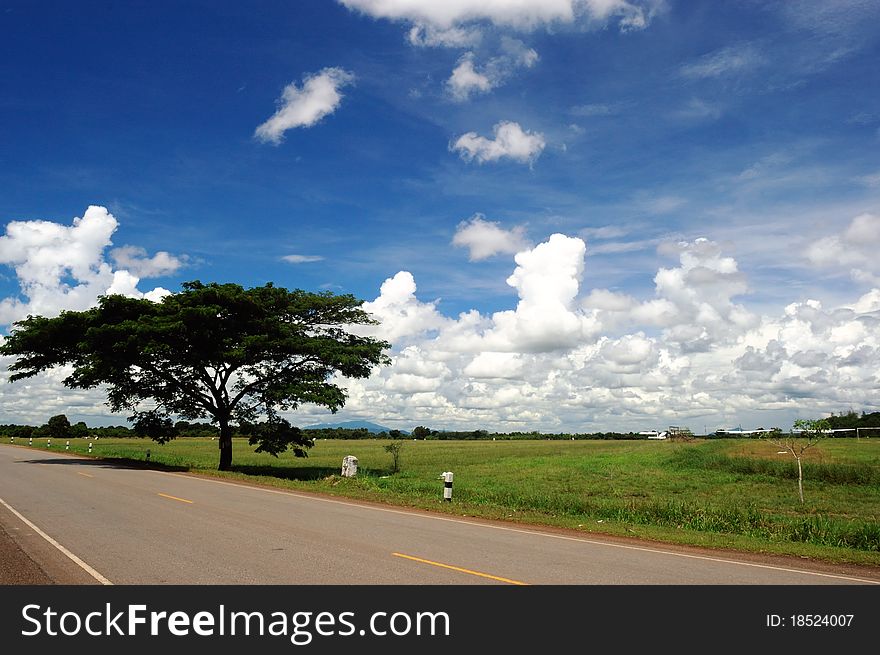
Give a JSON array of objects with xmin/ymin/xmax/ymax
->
[
  {"xmin": 796, "ymin": 456, "xmax": 804, "ymax": 504},
  {"xmin": 218, "ymin": 418, "xmax": 233, "ymax": 471}
]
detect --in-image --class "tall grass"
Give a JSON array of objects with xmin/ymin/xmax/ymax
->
[{"xmin": 669, "ymin": 446, "xmax": 880, "ymax": 485}]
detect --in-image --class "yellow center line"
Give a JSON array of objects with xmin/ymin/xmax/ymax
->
[
  {"xmin": 157, "ymin": 493, "xmax": 193, "ymax": 504},
  {"xmin": 77, "ymin": 472, "xmax": 94, "ymax": 478},
  {"xmin": 392, "ymin": 552, "xmax": 529, "ymax": 585}
]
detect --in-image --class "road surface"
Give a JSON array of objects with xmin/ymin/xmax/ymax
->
[{"xmin": 1, "ymin": 444, "xmax": 877, "ymax": 585}]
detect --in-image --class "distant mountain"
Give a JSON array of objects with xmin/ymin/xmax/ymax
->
[{"xmin": 302, "ymin": 420, "xmax": 409, "ymax": 434}]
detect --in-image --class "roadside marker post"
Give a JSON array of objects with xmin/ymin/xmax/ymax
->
[
  {"xmin": 146, "ymin": 449, "xmax": 151, "ymax": 461},
  {"xmin": 29, "ymin": 437, "xmax": 33, "ymax": 446},
  {"xmin": 88, "ymin": 442, "xmax": 92, "ymax": 454},
  {"xmin": 47, "ymin": 439, "xmax": 51, "ymax": 448},
  {"xmin": 440, "ymin": 471, "xmax": 453, "ymax": 502},
  {"xmin": 66, "ymin": 440, "xmax": 70, "ymax": 451},
  {"xmin": 341, "ymin": 455, "xmax": 358, "ymax": 477}
]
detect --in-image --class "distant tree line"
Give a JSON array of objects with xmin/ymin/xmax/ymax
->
[
  {"xmin": 825, "ymin": 410, "xmax": 880, "ymax": 430},
  {"xmin": 309, "ymin": 426, "xmax": 647, "ymax": 440},
  {"xmin": 0, "ymin": 415, "xmax": 220, "ymax": 440},
  {"xmin": 0, "ymin": 417, "xmax": 650, "ymax": 442},
  {"xmin": 6, "ymin": 410, "xmax": 877, "ymax": 442}
]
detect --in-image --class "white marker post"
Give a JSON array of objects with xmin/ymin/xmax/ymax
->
[
  {"xmin": 65, "ymin": 440, "xmax": 70, "ymax": 451},
  {"xmin": 29, "ymin": 437, "xmax": 33, "ymax": 446},
  {"xmin": 88, "ymin": 442, "xmax": 92, "ymax": 454},
  {"xmin": 47, "ymin": 439, "xmax": 51, "ymax": 448},
  {"xmin": 441, "ymin": 471, "xmax": 453, "ymax": 502},
  {"xmin": 341, "ymin": 455, "xmax": 358, "ymax": 478}
]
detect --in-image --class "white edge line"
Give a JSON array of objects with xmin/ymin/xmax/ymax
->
[
  {"xmin": 0, "ymin": 496, "xmax": 112, "ymax": 585},
  {"xmin": 149, "ymin": 469, "xmax": 880, "ymax": 585}
]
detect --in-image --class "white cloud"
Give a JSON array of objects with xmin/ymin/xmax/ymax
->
[
  {"xmin": 452, "ymin": 214, "xmax": 530, "ymax": 261},
  {"xmin": 446, "ymin": 55, "xmax": 494, "ymax": 100},
  {"xmin": 441, "ymin": 234, "xmax": 603, "ymax": 353},
  {"xmin": 679, "ymin": 43, "xmax": 763, "ymax": 79},
  {"xmin": 579, "ymin": 225, "xmax": 630, "ymax": 240},
  {"xmin": 463, "ymin": 351, "xmax": 525, "ymax": 379},
  {"xmin": 451, "ymin": 121, "xmax": 546, "ymax": 164},
  {"xmin": 0, "ymin": 206, "xmax": 175, "ymax": 326},
  {"xmin": 6, "ymin": 223, "xmax": 880, "ymax": 434},
  {"xmin": 850, "ymin": 288, "xmax": 880, "ymax": 314},
  {"xmin": 334, "ymin": 246, "xmax": 880, "ymax": 432},
  {"xmin": 584, "ymin": 237, "xmax": 756, "ymax": 349},
  {"xmin": 360, "ymin": 271, "xmax": 449, "ymax": 342},
  {"xmin": 582, "ymin": 288, "xmax": 637, "ymax": 312},
  {"xmin": 338, "ymin": 0, "xmax": 658, "ymax": 34},
  {"xmin": 408, "ymin": 24, "xmax": 482, "ymax": 47},
  {"xmin": 254, "ymin": 67, "xmax": 355, "ymax": 145},
  {"xmin": 281, "ymin": 254, "xmax": 325, "ymax": 264},
  {"xmin": 598, "ymin": 333, "xmax": 657, "ymax": 370},
  {"xmin": 445, "ymin": 38, "xmax": 539, "ymax": 101},
  {"xmin": 109, "ymin": 245, "xmax": 185, "ymax": 278},
  {"xmin": 806, "ymin": 213, "xmax": 880, "ymax": 283}
]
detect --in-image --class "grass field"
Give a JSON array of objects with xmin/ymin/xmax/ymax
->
[{"xmin": 9, "ymin": 435, "xmax": 880, "ymax": 566}]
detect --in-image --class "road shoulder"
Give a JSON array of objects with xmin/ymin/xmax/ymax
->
[{"xmin": 0, "ymin": 502, "xmax": 102, "ymax": 585}]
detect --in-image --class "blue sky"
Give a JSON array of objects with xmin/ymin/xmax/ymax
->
[{"xmin": 1, "ymin": 1, "xmax": 879, "ymax": 433}]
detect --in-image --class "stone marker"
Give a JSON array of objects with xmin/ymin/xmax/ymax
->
[{"xmin": 341, "ymin": 455, "xmax": 358, "ymax": 478}]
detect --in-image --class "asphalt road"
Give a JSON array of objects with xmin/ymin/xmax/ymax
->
[{"xmin": 1, "ymin": 444, "xmax": 877, "ymax": 585}]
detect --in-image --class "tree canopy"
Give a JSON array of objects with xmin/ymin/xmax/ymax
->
[{"xmin": 0, "ymin": 281, "xmax": 390, "ymax": 469}]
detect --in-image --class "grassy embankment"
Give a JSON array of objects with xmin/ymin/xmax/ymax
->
[{"xmin": 9, "ymin": 436, "xmax": 880, "ymax": 566}]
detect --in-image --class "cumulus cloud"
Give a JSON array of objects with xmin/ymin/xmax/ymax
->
[
  {"xmin": 0, "ymin": 206, "xmax": 175, "ymax": 326},
  {"xmin": 360, "ymin": 271, "xmax": 449, "ymax": 342},
  {"xmin": 338, "ymin": 0, "xmax": 658, "ymax": 35},
  {"xmin": 340, "ymin": 268, "xmax": 877, "ymax": 433},
  {"xmin": 254, "ymin": 67, "xmax": 355, "ymax": 145},
  {"xmin": 584, "ymin": 237, "xmax": 756, "ymax": 349},
  {"xmin": 0, "ymin": 206, "xmax": 178, "ymax": 423},
  {"xmin": 463, "ymin": 351, "xmax": 525, "ymax": 379},
  {"xmin": 6, "ymin": 216, "xmax": 880, "ymax": 436},
  {"xmin": 451, "ymin": 121, "xmax": 546, "ymax": 164},
  {"xmin": 806, "ymin": 213, "xmax": 880, "ymax": 284},
  {"xmin": 109, "ymin": 245, "xmax": 185, "ymax": 278},
  {"xmin": 445, "ymin": 38, "xmax": 539, "ymax": 101},
  {"xmin": 452, "ymin": 214, "xmax": 530, "ymax": 261},
  {"xmin": 435, "ymin": 234, "xmax": 602, "ymax": 354},
  {"xmin": 446, "ymin": 55, "xmax": 493, "ymax": 100}
]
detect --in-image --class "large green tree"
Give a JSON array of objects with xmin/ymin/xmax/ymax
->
[
  {"xmin": 46, "ymin": 414, "xmax": 72, "ymax": 439},
  {"xmin": 0, "ymin": 281, "xmax": 390, "ymax": 470}
]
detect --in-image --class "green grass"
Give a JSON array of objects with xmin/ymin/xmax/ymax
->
[{"xmin": 8, "ymin": 435, "xmax": 880, "ymax": 566}]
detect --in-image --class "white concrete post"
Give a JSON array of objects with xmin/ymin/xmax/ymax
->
[
  {"xmin": 65, "ymin": 440, "xmax": 70, "ymax": 450},
  {"xmin": 88, "ymin": 442, "xmax": 92, "ymax": 454},
  {"xmin": 47, "ymin": 439, "xmax": 51, "ymax": 448},
  {"xmin": 441, "ymin": 471, "xmax": 453, "ymax": 501},
  {"xmin": 341, "ymin": 455, "xmax": 358, "ymax": 477},
  {"xmin": 29, "ymin": 437, "xmax": 33, "ymax": 446}
]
